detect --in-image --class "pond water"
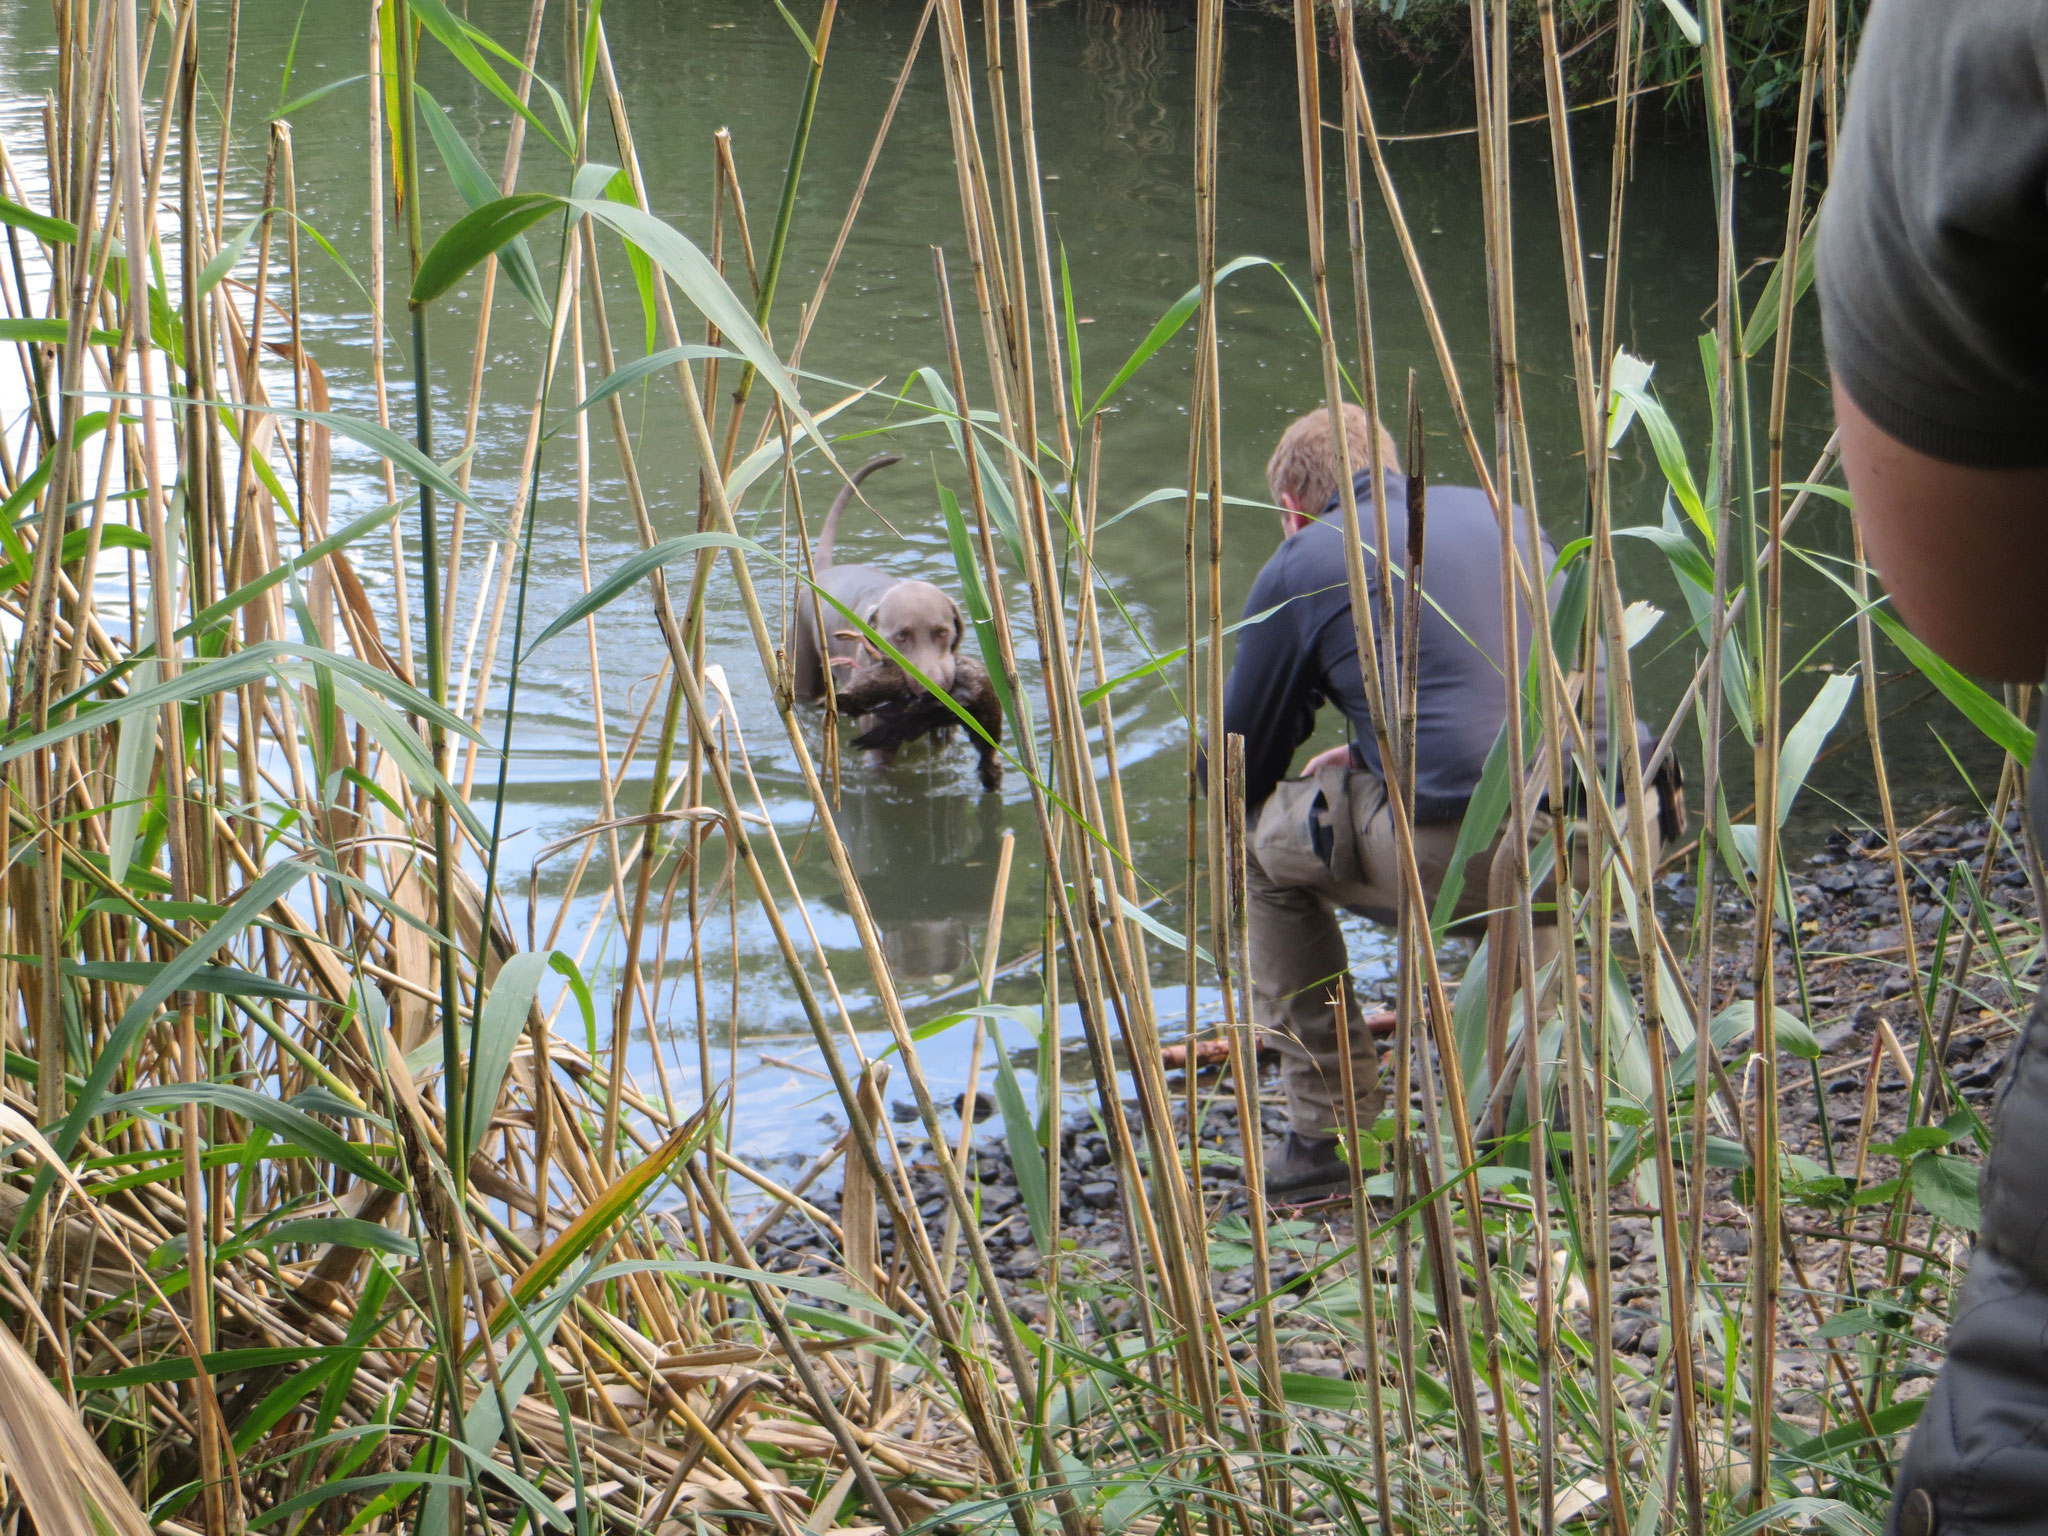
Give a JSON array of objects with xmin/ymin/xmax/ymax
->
[{"xmin": 0, "ymin": 0, "xmax": 1977, "ymax": 1169}]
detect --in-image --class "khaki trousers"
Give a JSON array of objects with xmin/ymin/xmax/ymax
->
[{"xmin": 1246, "ymin": 763, "xmax": 1647, "ymax": 1138}]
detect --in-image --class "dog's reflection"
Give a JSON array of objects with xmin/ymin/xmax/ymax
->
[{"xmin": 823, "ymin": 785, "xmax": 1007, "ymax": 985}]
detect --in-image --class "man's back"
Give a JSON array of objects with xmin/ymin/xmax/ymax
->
[{"xmin": 1224, "ymin": 472, "xmax": 1545, "ymax": 821}]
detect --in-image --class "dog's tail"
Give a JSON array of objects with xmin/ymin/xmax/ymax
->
[{"xmin": 817, "ymin": 454, "xmax": 902, "ymax": 569}]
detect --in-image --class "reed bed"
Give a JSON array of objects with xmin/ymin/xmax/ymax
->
[{"xmin": 0, "ymin": 1, "xmax": 2025, "ymax": 1534}]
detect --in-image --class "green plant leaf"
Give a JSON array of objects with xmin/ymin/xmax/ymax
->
[
  {"xmin": 251, "ymin": 1473, "xmax": 471, "ymax": 1531},
  {"xmin": 1911, "ymin": 1151, "xmax": 1982, "ymax": 1232},
  {"xmin": 1718, "ymin": 1500, "xmax": 1881, "ymax": 1536},
  {"xmin": 1096, "ymin": 877, "xmax": 1213, "ymax": 965},
  {"xmin": 416, "ymin": 91, "xmax": 551, "ymax": 321},
  {"xmin": 108, "ymin": 486, "xmax": 181, "ymax": 885},
  {"xmin": 525, "ymin": 532, "xmax": 764, "ymax": 655},
  {"xmin": 570, "ymin": 195, "xmax": 838, "ymax": 475},
  {"xmin": 21, "ymin": 857, "xmax": 320, "ymax": 1237},
  {"xmin": 98, "ymin": 1082, "xmax": 401, "ymax": 1190},
  {"xmin": 0, "ymin": 639, "xmax": 481, "ymax": 770},
  {"xmin": 461, "ymin": 950, "xmax": 588, "ymax": 1168},
  {"xmin": 901, "ymin": 1002, "xmax": 1042, "ymax": 1047},
  {"xmin": 1609, "ymin": 375, "xmax": 1708, "ymax": 540},
  {"xmin": 1432, "ymin": 718, "xmax": 1513, "ymax": 935},
  {"xmin": 297, "ymin": 669, "xmax": 489, "ymax": 846},
  {"xmin": 411, "ymin": 193, "xmax": 560, "ymax": 308},
  {"xmin": 409, "ymin": 0, "xmax": 568, "ymax": 155},
  {"xmin": 597, "ymin": 166, "xmax": 661, "ymax": 351},
  {"xmin": 988, "ymin": 1014, "xmax": 1052, "ymax": 1253},
  {"xmin": 181, "ymin": 495, "xmax": 408, "ymax": 642},
  {"xmin": 479, "ymin": 1107, "xmax": 716, "ymax": 1350},
  {"xmin": 197, "ymin": 214, "xmax": 265, "ymax": 302},
  {"xmin": 1090, "ymin": 255, "xmax": 1274, "ymax": 416},
  {"xmin": 1776, "ymin": 670, "xmax": 1857, "ymax": 826},
  {"xmin": 78, "ymin": 1345, "xmax": 356, "ymax": 1390},
  {"xmin": 939, "ymin": 482, "xmax": 1028, "ymax": 766},
  {"xmin": 1741, "ymin": 218, "xmax": 1818, "ymax": 357},
  {"xmin": 0, "ymin": 196, "xmax": 76, "ymax": 246},
  {"xmin": 62, "ymin": 960, "xmax": 321, "ymax": 1004},
  {"xmin": 560, "ymin": 343, "xmax": 731, "ymax": 428},
  {"xmin": 271, "ymin": 72, "xmax": 372, "ymax": 120},
  {"xmin": 1655, "ymin": 0, "xmax": 1702, "ymax": 46},
  {"xmin": 248, "ymin": 1218, "xmax": 416, "ymax": 1257},
  {"xmin": 1604, "ymin": 348, "xmax": 1656, "ymax": 448},
  {"xmin": 0, "ymin": 317, "xmax": 121, "ymax": 347},
  {"xmin": 97, "ymin": 392, "xmax": 478, "ymax": 513},
  {"xmin": 1871, "ymin": 607, "xmax": 2033, "ymax": 765}
]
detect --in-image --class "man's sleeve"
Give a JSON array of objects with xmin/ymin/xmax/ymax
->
[
  {"xmin": 1816, "ymin": 0, "xmax": 2048, "ymax": 468},
  {"xmin": 1223, "ymin": 567, "xmax": 1318, "ymax": 809}
]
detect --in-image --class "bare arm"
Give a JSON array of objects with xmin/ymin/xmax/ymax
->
[{"xmin": 1837, "ymin": 382, "xmax": 2048, "ymax": 683}]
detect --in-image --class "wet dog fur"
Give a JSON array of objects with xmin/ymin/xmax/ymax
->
[{"xmin": 790, "ymin": 455, "xmax": 1001, "ymax": 787}]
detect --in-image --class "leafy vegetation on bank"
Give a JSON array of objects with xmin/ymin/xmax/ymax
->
[{"xmin": 1268, "ymin": 0, "xmax": 1866, "ymax": 134}]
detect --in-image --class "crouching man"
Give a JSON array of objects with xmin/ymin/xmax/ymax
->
[{"xmin": 1223, "ymin": 403, "xmax": 1671, "ymax": 1199}]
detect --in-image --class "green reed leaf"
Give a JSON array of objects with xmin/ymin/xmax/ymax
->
[
  {"xmin": 1872, "ymin": 607, "xmax": 2033, "ymax": 765},
  {"xmin": 940, "ymin": 482, "xmax": 1028, "ymax": 764},
  {"xmin": 0, "ymin": 196, "xmax": 76, "ymax": 246},
  {"xmin": 410, "ymin": 192, "xmax": 559, "ymax": 308},
  {"xmin": 461, "ymin": 950, "xmax": 590, "ymax": 1169},
  {"xmin": 988, "ymin": 1014, "xmax": 1052, "ymax": 1253},
  {"xmin": 1776, "ymin": 669, "xmax": 1857, "ymax": 826},
  {"xmin": 79, "ymin": 1345, "xmax": 357, "ymax": 1390},
  {"xmin": 62, "ymin": 960, "xmax": 320, "ymax": 1004},
  {"xmin": 524, "ymin": 532, "xmax": 763, "ymax": 656},
  {"xmin": 99, "ymin": 1082, "xmax": 401, "ymax": 1190},
  {"xmin": 561, "ymin": 343, "xmax": 731, "ymax": 429},
  {"xmin": 1609, "ymin": 375, "xmax": 1709, "ymax": 540},
  {"xmin": 0, "ymin": 317, "xmax": 121, "ymax": 347},
  {"xmin": 1090, "ymin": 254, "xmax": 1274, "ymax": 417},
  {"xmin": 1741, "ymin": 217, "xmax": 1818, "ymax": 358},
  {"xmin": 571, "ymin": 194, "xmax": 839, "ymax": 475},
  {"xmin": 409, "ymin": 0, "xmax": 569, "ymax": 156},
  {"xmin": 479, "ymin": 1107, "xmax": 717, "ymax": 1350},
  {"xmin": 197, "ymin": 214, "xmax": 265, "ymax": 302},
  {"xmin": 416, "ymin": 92, "xmax": 552, "ymax": 322},
  {"xmin": 270, "ymin": 72, "xmax": 372, "ymax": 121}
]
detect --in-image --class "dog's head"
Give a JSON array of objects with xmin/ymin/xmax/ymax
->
[{"xmin": 850, "ymin": 579, "xmax": 963, "ymax": 696}]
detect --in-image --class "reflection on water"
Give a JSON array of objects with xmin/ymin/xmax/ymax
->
[
  {"xmin": 1079, "ymin": 1, "xmax": 1179, "ymax": 203},
  {"xmin": 824, "ymin": 781, "xmax": 1007, "ymax": 987}
]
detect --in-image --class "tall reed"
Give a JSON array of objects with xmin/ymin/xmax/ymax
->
[{"xmin": 0, "ymin": 3, "xmax": 2019, "ymax": 1536}]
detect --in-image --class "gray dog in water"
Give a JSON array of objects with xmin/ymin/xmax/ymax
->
[{"xmin": 791, "ymin": 454, "xmax": 1003, "ymax": 790}]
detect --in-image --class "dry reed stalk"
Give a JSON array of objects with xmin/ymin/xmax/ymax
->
[
  {"xmin": 0, "ymin": 2, "xmax": 2009, "ymax": 1529},
  {"xmin": 1334, "ymin": 992, "xmax": 1394, "ymax": 1536},
  {"xmin": 1745, "ymin": 3, "xmax": 1829, "ymax": 1505},
  {"xmin": 442, "ymin": 0, "xmax": 548, "ymax": 708},
  {"xmin": 1304, "ymin": 9, "xmax": 1515, "ymax": 1514},
  {"xmin": 572, "ymin": 172, "xmax": 1063, "ymax": 1526},
  {"xmin": 1222, "ymin": 736, "xmax": 1284, "ymax": 1493}
]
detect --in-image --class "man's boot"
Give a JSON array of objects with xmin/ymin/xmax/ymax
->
[{"xmin": 1262, "ymin": 1131, "xmax": 1350, "ymax": 1201}]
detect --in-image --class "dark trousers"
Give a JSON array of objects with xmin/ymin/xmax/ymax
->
[{"xmin": 1890, "ymin": 989, "xmax": 2048, "ymax": 1535}]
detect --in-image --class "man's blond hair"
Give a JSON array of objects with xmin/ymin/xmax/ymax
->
[{"xmin": 1265, "ymin": 402, "xmax": 1402, "ymax": 518}]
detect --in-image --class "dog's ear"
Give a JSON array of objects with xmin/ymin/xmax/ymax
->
[{"xmin": 949, "ymin": 598, "xmax": 965, "ymax": 654}]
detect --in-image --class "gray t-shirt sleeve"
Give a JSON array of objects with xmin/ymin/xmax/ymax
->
[{"xmin": 1816, "ymin": 0, "xmax": 2048, "ymax": 468}]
